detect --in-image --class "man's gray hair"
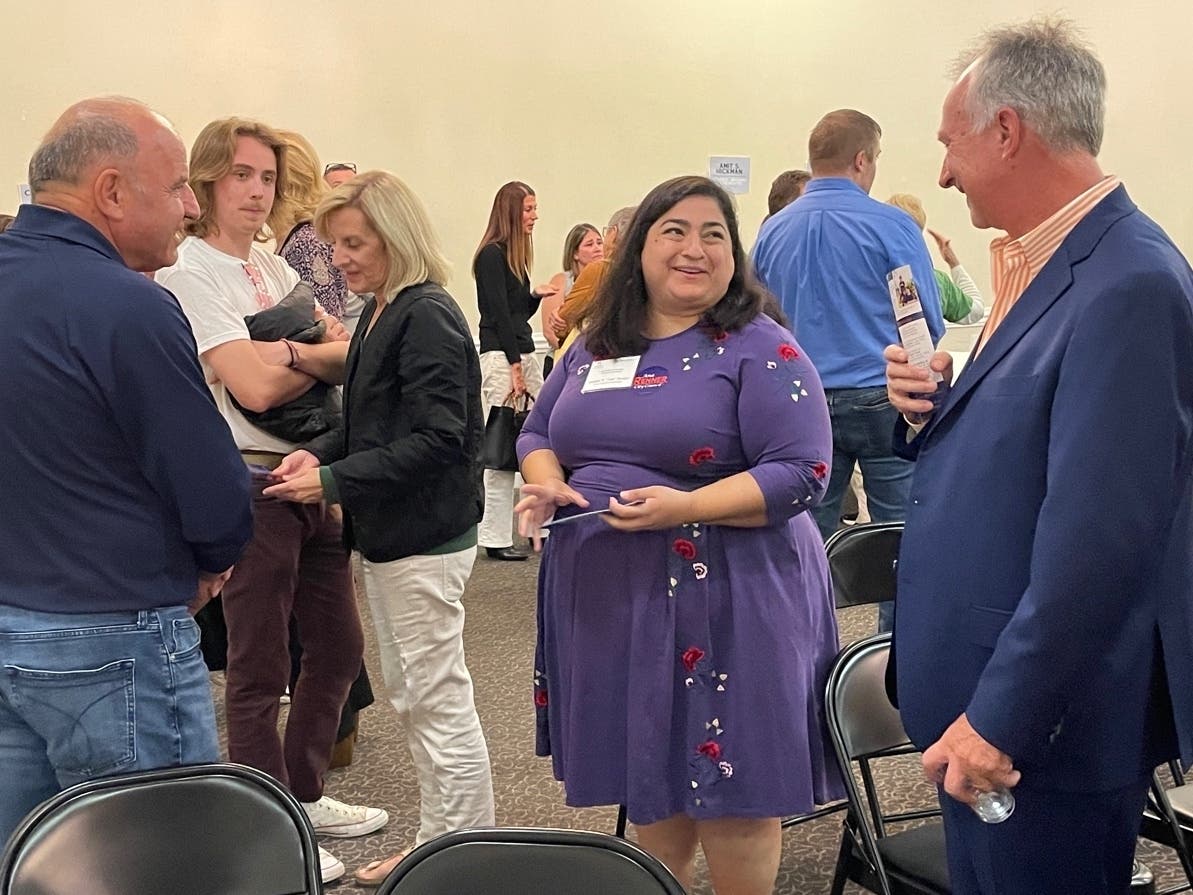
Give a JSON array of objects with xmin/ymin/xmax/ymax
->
[
  {"xmin": 606, "ymin": 205, "xmax": 636, "ymax": 234},
  {"xmin": 28, "ymin": 99, "xmax": 142, "ymax": 193},
  {"xmin": 953, "ymin": 17, "xmax": 1106, "ymax": 156}
]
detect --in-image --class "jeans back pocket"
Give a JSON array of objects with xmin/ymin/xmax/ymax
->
[{"xmin": 4, "ymin": 658, "xmax": 136, "ymax": 778}]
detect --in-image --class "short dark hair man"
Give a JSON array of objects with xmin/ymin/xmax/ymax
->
[
  {"xmin": 0, "ymin": 97, "xmax": 252, "ymax": 843},
  {"xmin": 753, "ymin": 109, "xmax": 945, "ymax": 632},
  {"xmin": 886, "ymin": 19, "xmax": 1193, "ymax": 893},
  {"xmin": 765, "ymin": 168, "xmax": 811, "ymax": 218}
]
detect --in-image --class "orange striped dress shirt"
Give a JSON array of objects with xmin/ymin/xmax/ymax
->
[{"xmin": 975, "ymin": 176, "xmax": 1121, "ymax": 354}]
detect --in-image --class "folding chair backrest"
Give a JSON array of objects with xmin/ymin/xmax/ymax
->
[
  {"xmin": 0, "ymin": 763, "xmax": 320, "ymax": 895},
  {"xmin": 377, "ymin": 827, "xmax": 686, "ymax": 895},
  {"xmin": 825, "ymin": 522, "xmax": 903, "ymax": 609},
  {"xmin": 826, "ymin": 633, "xmax": 910, "ymax": 763}
]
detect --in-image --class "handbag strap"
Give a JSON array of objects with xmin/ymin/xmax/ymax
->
[{"xmin": 502, "ymin": 390, "xmax": 536, "ymax": 410}]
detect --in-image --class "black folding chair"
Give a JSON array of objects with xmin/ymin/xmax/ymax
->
[
  {"xmin": 824, "ymin": 521, "xmax": 903, "ymax": 610},
  {"xmin": 0, "ymin": 762, "xmax": 321, "ymax": 895},
  {"xmin": 782, "ymin": 522, "xmax": 907, "ymax": 834},
  {"xmin": 373, "ymin": 827, "xmax": 685, "ymax": 895},
  {"xmin": 1137, "ymin": 761, "xmax": 1193, "ymax": 894},
  {"xmin": 825, "ymin": 634, "xmax": 948, "ymax": 895}
]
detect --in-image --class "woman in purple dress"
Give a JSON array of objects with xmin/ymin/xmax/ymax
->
[{"xmin": 515, "ymin": 175, "xmax": 842, "ymax": 894}]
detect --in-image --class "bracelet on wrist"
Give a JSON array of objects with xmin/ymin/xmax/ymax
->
[{"xmin": 283, "ymin": 339, "xmax": 298, "ymax": 368}]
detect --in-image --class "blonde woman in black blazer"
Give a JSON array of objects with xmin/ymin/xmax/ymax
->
[{"xmin": 266, "ymin": 171, "xmax": 494, "ymax": 886}]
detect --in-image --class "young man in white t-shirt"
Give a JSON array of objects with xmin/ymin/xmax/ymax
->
[{"xmin": 157, "ymin": 118, "xmax": 384, "ymax": 885}]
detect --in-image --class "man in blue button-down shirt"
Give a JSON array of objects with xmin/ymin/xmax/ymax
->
[
  {"xmin": 0, "ymin": 97, "xmax": 253, "ymax": 844},
  {"xmin": 754, "ymin": 109, "xmax": 944, "ymax": 629}
]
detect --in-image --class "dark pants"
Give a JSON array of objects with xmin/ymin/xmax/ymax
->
[
  {"xmin": 197, "ymin": 596, "xmax": 375, "ymax": 743},
  {"xmin": 222, "ymin": 489, "xmax": 363, "ymax": 802},
  {"xmin": 938, "ymin": 776, "xmax": 1150, "ymax": 894}
]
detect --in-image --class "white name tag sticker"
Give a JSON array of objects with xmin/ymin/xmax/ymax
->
[{"xmin": 581, "ymin": 356, "xmax": 642, "ymax": 393}]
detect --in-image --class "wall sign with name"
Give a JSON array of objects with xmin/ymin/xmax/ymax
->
[{"xmin": 708, "ymin": 156, "xmax": 750, "ymax": 194}]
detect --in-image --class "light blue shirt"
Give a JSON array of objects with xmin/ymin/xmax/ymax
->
[{"xmin": 752, "ymin": 177, "xmax": 944, "ymax": 389}]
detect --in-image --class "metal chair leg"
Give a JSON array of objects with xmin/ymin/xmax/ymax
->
[
  {"xmin": 828, "ymin": 822, "xmax": 853, "ymax": 895},
  {"xmin": 1152, "ymin": 773, "xmax": 1193, "ymax": 888}
]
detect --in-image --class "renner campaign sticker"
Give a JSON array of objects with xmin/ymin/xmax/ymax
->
[{"xmin": 632, "ymin": 366, "xmax": 669, "ymax": 389}]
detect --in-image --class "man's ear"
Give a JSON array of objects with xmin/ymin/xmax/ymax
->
[
  {"xmin": 853, "ymin": 149, "xmax": 869, "ymax": 173},
  {"xmin": 93, "ymin": 167, "xmax": 127, "ymax": 221},
  {"xmin": 995, "ymin": 107, "xmax": 1023, "ymax": 159}
]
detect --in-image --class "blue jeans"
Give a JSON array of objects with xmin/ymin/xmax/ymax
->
[
  {"xmin": 813, "ymin": 387, "xmax": 914, "ymax": 632},
  {"xmin": 0, "ymin": 604, "xmax": 219, "ymax": 846}
]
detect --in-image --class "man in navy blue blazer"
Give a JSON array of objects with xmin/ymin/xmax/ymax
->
[{"xmin": 885, "ymin": 18, "xmax": 1193, "ymax": 894}]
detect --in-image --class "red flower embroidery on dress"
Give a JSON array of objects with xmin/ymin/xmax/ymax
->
[
  {"xmin": 778, "ymin": 343, "xmax": 799, "ymax": 361},
  {"xmin": 681, "ymin": 646, "xmax": 706, "ymax": 672},
  {"xmin": 696, "ymin": 740, "xmax": 722, "ymax": 761},
  {"xmin": 712, "ymin": 330, "xmax": 729, "ymax": 343},
  {"xmin": 689, "ymin": 446, "xmax": 716, "ymax": 466},
  {"xmin": 533, "ymin": 689, "xmax": 548, "ymax": 708},
  {"xmin": 673, "ymin": 538, "xmax": 697, "ymax": 560},
  {"xmin": 812, "ymin": 461, "xmax": 828, "ymax": 479}
]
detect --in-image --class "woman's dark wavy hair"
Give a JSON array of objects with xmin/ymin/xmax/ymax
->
[{"xmin": 583, "ymin": 175, "xmax": 784, "ymax": 359}]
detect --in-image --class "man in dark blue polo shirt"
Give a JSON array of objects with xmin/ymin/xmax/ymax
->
[{"xmin": 0, "ymin": 97, "xmax": 252, "ymax": 844}]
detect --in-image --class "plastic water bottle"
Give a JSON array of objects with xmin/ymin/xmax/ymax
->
[{"xmin": 972, "ymin": 787, "xmax": 1015, "ymax": 823}]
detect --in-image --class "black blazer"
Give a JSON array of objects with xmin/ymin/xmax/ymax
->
[
  {"xmin": 474, "ymin": 242, "xmax": 540, "ymax": 363},
  {"xmin": 305, "ymin": 282, "xmax": 484, "ymax": 563}
]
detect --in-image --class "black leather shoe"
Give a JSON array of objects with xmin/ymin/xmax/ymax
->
[{"xmin": 485, "ymin": 546, "xmax": 529, "ymax": 561}]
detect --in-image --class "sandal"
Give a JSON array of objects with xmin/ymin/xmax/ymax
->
[{"xmin": 353, "ymin": 848, "xmax": 411, "ymax": 888}]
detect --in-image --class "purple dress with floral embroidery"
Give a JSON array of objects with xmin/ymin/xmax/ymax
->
[{"xmin": 517, "ymin": 316, "xmax": 844, "ymax": 825}]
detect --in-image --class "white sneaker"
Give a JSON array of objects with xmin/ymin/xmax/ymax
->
[
  {"xmin": 319, "ymin": 845, "xmax": 345, "ymax": 884},
  {"xmin": 302, "ymin": 795, "xmax": 389, "ymax": 838}
]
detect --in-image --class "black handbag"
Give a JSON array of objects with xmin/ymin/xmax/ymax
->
[{"xmin": 481, "ymin": 391, "xmax": 534, "ymax": 472}]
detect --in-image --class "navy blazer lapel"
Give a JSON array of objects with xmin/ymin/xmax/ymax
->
[
  {"xmin": 926, "ymin": 253, "xmax": 1073, "ymax": 431},
  {"xmin": 924, "ymin": 186, "xmax": 1137, "ymax": 436}
]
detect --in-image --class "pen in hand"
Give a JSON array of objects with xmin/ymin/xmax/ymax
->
[{"xmin": 541, "ymin": 500, "xmax": 645, "ymax": 528}]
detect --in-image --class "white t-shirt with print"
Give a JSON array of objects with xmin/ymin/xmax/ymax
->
[{"xmin": 158, "ymin": 236, "xmax": 300, "ymax": 453}]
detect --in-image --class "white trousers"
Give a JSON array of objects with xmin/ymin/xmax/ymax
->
[
  {"xmin": 850, "ymin": 466, "xmax": 871, "ymax": 523},
  {"xmin": 478, "ymin": 350, "xmax": 543, "ymax": 549},
  {"xmin": 361, "ymin": 547, "xmax": 494, "ymax": 843}
]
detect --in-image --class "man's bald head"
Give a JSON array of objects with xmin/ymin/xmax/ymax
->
[
  {"xmin": 27, "ymin": 97, "xmax": 169, "ymax": 194},
  {"xmin": 28, "ymin": 97, "xmax": 198, "ymax": 272}
]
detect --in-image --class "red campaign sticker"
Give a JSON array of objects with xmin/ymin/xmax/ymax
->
[{"xmin": 632, "ymin": 366, "xmax": 669, "ymax": 389}]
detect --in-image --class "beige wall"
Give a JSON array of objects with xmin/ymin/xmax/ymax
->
[{"xmin": 3, "ymin": 1, "xmax": 1189, "ymax": 330}]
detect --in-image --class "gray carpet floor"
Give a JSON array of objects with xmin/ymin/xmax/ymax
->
[{"xmin": 210, "ymin": 548, "xmax": 1187, "ymax": 894}]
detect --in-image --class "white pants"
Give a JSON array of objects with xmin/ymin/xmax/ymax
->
[
  {"xmin": 361, "ymin": 547, "xmax": 494, "ymax": 843},
  {"xmin": 850, "ymin": 466, "xmax": 871, "ymax": 523},
  {"xmin": 478, "ymin": 350, "xmax": 543, "ymax": 548}
]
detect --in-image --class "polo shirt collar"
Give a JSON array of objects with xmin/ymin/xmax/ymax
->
[{"xmin": 10, "ymin": 203, "xmax": 124, "ymax": 264}]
